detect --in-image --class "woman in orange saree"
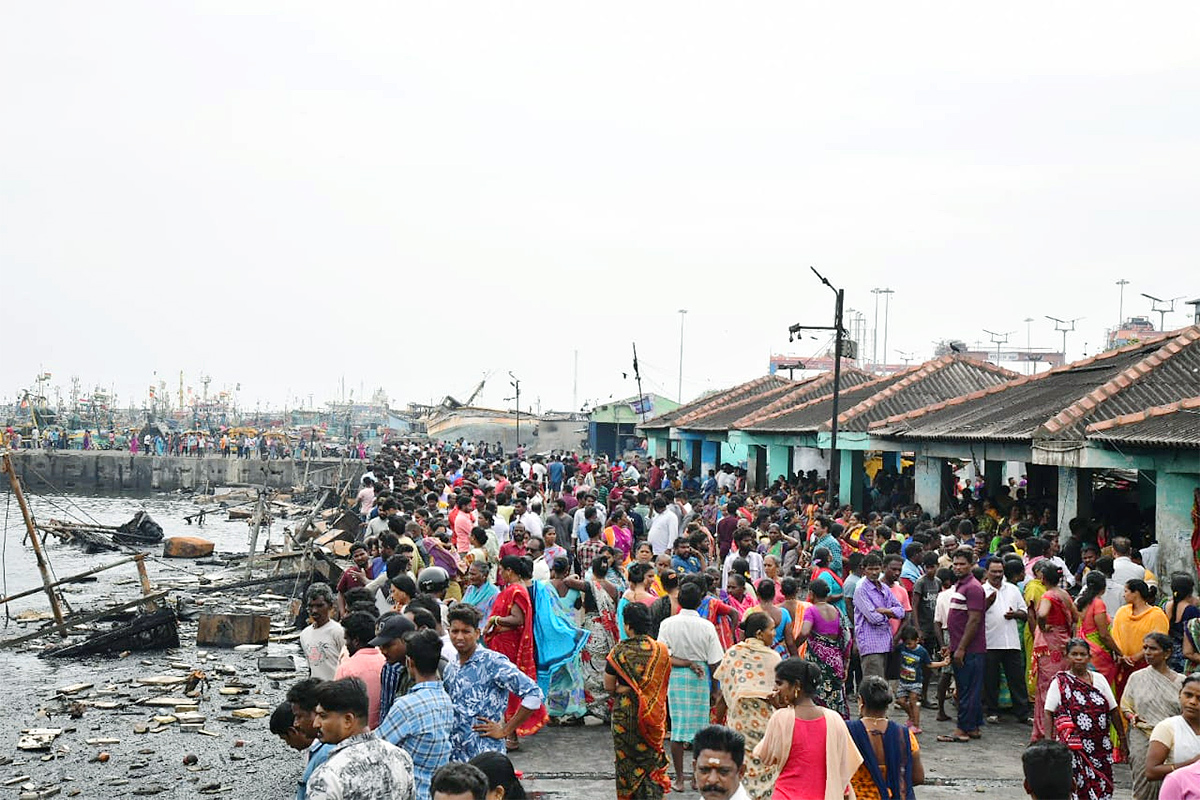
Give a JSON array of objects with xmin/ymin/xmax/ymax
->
[
  {"xmin": 605, "ymin": 602, "xmax": 672, "ymax": 800},
  {"xmin": 484, "ymin": 555, "xmax": 548, "ymax": 747}
]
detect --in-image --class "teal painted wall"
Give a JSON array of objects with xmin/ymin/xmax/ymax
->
[{"xmin": 1156, "ymin": 471, "xmax": 1200, "ymax": 580}]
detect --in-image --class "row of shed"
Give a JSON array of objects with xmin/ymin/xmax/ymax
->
[{"xmin": 640, "ymin": 326, "xmax": 1200, "ymax": 579}]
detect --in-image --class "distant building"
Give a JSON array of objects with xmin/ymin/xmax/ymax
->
[
  {"xmin": 1107, "ymin": 316, "xmax": 1159, "ymax": 350},
  {"xmin": 588, "ymin": 393, "xmax": 679, "ymax": 458}
]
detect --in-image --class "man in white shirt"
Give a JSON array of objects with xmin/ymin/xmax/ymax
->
[
  {"xmin": 982, "ymin": 557, "xmax": 1030, "ymax": 724},
  {"xmin": 299, "ymin": 583, "xmax": 346, "ymax": 681},
  {"xmin": 572, "ymin": 494, "xmax": 606, "ymax": 543},
  {"xmin": 715, "ymin": 466, "xmax": 737, "ymax": 493},
  {"xmin": 528, "ymin": 537, "xmax": 551, "ymax": 582},
  {"xmin": 721, "ymin": 529, "xmax": 765, "ymax": 590},
  {"xmin": 515, "ymin": 498, "xmax": 543, "ymax": 540},
  {"xmin": 692, "ymin": 724, "xmax": 752, "ymax": 800},
  {"xmin": 648, "ymin": 497, "xmax": 680, "ymax": 555},
  {"xmin": 657, "ymin": 582, "xmax": 725, "ymax": 795},
  {"xmin": 1112, "ymin": 537, "xmax": 1145, "ymax": 587}
]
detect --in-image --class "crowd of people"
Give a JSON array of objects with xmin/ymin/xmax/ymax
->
[{"xmin": 275, "ymin": 438, "xmax": 1192, "ymax": 800}]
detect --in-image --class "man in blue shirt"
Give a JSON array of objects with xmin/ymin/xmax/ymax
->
[
  {"xmin": 278, "ymin": 682, "xmax": 331, "ymax": 800},
  {"xmin": 547, "ymin": 455, "xmax": 565, "ymax": 496},
  {"xmin": 813, "ymin": 517, "xmax": 844, "ymax": 574},
  {"xmin": 671, "ymin": 538, "xmax": 702, "ymax": 574},
  {"xmin": 443, "ymin": 604, "xmax": 544, "ymax": 761},
  {"xmin": 378, "ymin": 629, "xmax": 454, "ymax": 800}
]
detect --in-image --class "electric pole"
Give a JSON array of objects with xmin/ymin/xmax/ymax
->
[
  {"xmin": 1046, "ymin": 316, "xmax": 1081, "ymax": 363},
  {"xmin": 983, "ymin": 329, "xmax": 1012, "ymax": 367}
]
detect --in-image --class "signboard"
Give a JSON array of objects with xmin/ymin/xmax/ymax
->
[{"xmin": 629, "ymin": 396, "xmax": 654, "ymax": 415}]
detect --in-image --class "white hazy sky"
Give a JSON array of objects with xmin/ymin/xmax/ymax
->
[{"xmin": 4, "ymin": 3, "xmax": 1199, "ymax": 416}]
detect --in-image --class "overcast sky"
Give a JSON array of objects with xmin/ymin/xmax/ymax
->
[{"xmin": 4, "ymin": 3, "xmax": 1198, "ymax": 417}]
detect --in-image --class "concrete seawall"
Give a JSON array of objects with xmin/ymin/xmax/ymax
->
[{"xmin": 7, "ymin": 451, "xmax": 353, "ymax": 494}]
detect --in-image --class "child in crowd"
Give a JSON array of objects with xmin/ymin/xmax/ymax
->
[{"xmin": 896, "ymin": 625, "xmax": 949, "ymax": 734}]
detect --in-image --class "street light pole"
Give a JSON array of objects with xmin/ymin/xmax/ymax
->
[
  {"xmin": 1023, "ymin": 317, "xmax": 1034, "ymax": 375},
  {"xmin": 677, "ymin": 309, "xmax": 688, "ymax": 404},
  {"xmin": 1116, "ymin": 279, "xmax": 1129, "ymax": 326},
  {"xmin": 871, "ymin": 289, "xmax": 882, "ymax": 370},
  {"xmin": 881, "ymin": 288, "xmax": 895, "ymax": 371},
  {"xmin": 508, "ymin": 372, "xmax": 520, "ymax": 450},
  {"xmin": 789, "ymin": 268, "xmax": 846, "ymax": 503}
]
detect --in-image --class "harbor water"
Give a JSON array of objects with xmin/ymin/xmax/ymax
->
[{"xmin": 0, "ymin": 490, "xmax": 303, "ymax": 799}]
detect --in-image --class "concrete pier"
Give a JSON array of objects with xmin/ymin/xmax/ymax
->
[{"xmin": 7, "ymin": 451, "xmax": 352, "ymax": 494}]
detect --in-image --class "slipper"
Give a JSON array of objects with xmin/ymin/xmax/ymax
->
[
  {"xmin": 936, "ymin": 734, "xmax": 970, "ymax": 743},
  {"xmin": 967, "ymin": 731, "xmax": 982, "ymax": 739}
]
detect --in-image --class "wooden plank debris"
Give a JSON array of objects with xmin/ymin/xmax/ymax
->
[{"xmin": 196, "ymin": 613, "xmax": 270, "ymax": 647}]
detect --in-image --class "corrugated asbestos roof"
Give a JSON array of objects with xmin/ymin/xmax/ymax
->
[
  {"xmin": 1085, "ymin": 397, "xmax": 1200, "ymax": 448},
  {"xmin": 674, "ymin": 380, "xmax": 804, "ymax": 431},
  {"xmin": 824, "ymin": 356, "xmax": 1019, "ymax": 432},
  {"xmin": 737, "ymin": 369, "xmax": 904, "ymax": 433},
  {"xmin": 638, "ymin": 374, "xmax": 794, "ymax": 430},
  {"xmin": 870, "ymin": 327, "xmax": 1200, "ymax": 444}
]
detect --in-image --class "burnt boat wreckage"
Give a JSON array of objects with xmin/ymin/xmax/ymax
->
[
  {"xmin": 1, "ymin": 451, "xmax": 357, "ymax": 658},
  {"xmin": 39, "ymin": 510, "xmax": 165, "ymax": 553}
]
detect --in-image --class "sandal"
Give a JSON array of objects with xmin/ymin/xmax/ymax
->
[
  {"xmin": 936, "ymin": 734, "xmax": 970, "ymax": 743},
  {"xmin": 967, "ymin": 730, "xmax": 982, "ymax": 739}
]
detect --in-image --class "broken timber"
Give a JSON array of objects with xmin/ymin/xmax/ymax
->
[
  {"xmin": 196, "ymin": 613, "xmax": 271, "ymax": 647},
  {"xmin": 42, "ymin": 607, "xmax": 179, "ymax": 658},
  {"xmin": 1, "ymin": 452, "xmax": 67, "ymax": 632},
  {"xmin": 0, "ymin": 591, "xmax": 170, "ymax": 649}
]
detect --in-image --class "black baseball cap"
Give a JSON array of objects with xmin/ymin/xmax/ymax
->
[{"xmin": 368, "ymin": 613, "xmax": 415, "ymax": 647}]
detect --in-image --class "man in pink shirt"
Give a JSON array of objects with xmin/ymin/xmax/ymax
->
[
  {"xmin": 884, "ymin": 553, "xmax": 913, "ymax": 636},
  {"xmin": 333, "ymin": 611, "xmax": 387, "ymax": 729},
  {"xmin": 451, "ymin": 495, "xmax": 475, "ymax": 554}
]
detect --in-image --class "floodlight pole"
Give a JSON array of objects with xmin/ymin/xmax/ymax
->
[{"xmin": 789, "ymin": 267, "xmax": 846, "ymax": 503}]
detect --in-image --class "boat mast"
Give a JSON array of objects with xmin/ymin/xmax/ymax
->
[{"xmin": 1, "ymin": 452, "xmax": 67, "ymax": 633}]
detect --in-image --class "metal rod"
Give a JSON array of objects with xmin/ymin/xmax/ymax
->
[
  {"xmin": 0, "ymin": 554, "xmax": 143, "ymax": 606},
  {"xmin": 2, "ymin": 452, "xmax": 67, "ymax": 633}
]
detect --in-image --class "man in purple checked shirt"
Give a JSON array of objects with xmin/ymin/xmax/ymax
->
[{"xmin": 853, "ymin": 553, "xmax": 905, "ymax": 681}]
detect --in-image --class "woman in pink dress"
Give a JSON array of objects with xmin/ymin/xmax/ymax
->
[{"xmin": 753, "ymin": 658, "xmax": 862, "ymax": 800}]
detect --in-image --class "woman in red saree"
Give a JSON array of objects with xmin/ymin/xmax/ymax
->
[
  {"xmin": 1031, "ymin": 562, "xmax": 1078, "ymax": 742},
  {"xmin": 605, "ymin": 601, "xmax": 672, "ymax": 800},
  {"xmin": 484, "ymin": 555, "xmax": 547, "ymax": 747}
]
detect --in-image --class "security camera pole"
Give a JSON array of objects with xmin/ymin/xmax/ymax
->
[{"xmin": 789, "ymin": 267, "xmax": 847, "ymax": 503}]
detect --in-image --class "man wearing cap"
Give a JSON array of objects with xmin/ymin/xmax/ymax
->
[
  {"xmin": 372, "ymin": 613, "xmax": 417, "ymax": 722},
  {"xmin": 377, "ymin": 629, "xmax": 453, "ymax": 800}
]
